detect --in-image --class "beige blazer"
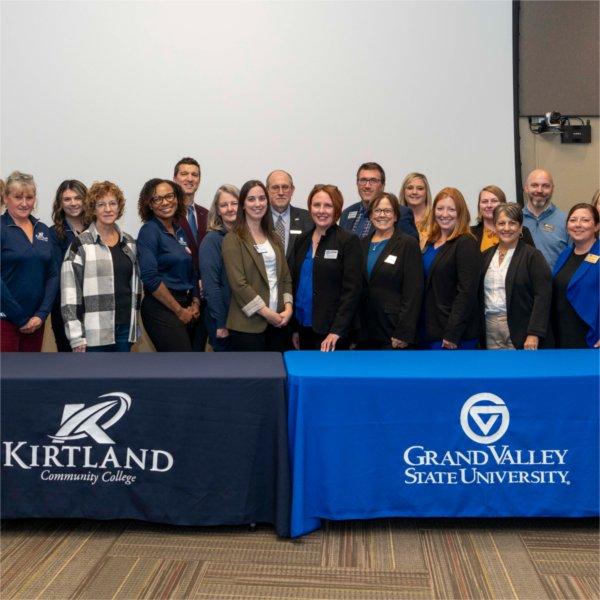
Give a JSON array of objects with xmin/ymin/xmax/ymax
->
[{"xmin": 222, "ymin": 231, "xmax": 293, "ymax": 333}]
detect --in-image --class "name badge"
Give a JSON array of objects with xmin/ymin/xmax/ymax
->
[
  {"xmin": 254, "ymin": 244, "xmax": 267, "ymax": 254},
  {"xmin": 542, "ymin": 223, "xmax": 555, "ymax": 232},
  {"xmin": 290, "ymin": 229, "xmax": 302, "ymax": 235},
  {"xmin": 348, "ymin": 211, "xmax": 358, "ymax": 220},
  {"xmin": 178, "ymin": 236, "xmax": 188, "ymax": 246},
  {"xmin": 384, "ymin": 254, "xmax": 397, "ymax": 265},
  {"xmin": 585, "ymin": 253, "xmax": 599, "ymax": 264},
  {"xmin": 324, "ymin": 249, "xmax": 338, "ymax": 259}
]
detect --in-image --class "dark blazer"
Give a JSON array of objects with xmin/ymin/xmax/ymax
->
[
  {"xmin": 423, "ymin": 234, "xmax": 482, "ymax": 344},
  {"xmin": 291, "ymin": 225, "xmax": 363, "ymax": 337},
  {"xmin": 471, "ymin": 222, "xmax": 535, "ymax": 249},
  {"xmin": 177, "ymin": 203, "xmax": 209, "ymax": 275},
  {"xmin": 481, "ymin": 241, "xmax": 552, "ymax": 348},
  {"xmin": 339, "ymin": 201, "xmax": 419, "ymax": 241},
  {"xmin": 360, "ymin": 230, "xmax": 424, "ymax": 345},
  {"xmin": 285, "ymin": 206, "xmax": 314, "ymax": 261}
]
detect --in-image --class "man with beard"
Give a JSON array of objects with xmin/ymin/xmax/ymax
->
[{"xmin": 522, "ymin": 169, "xmax": 568, "ymax": 268}]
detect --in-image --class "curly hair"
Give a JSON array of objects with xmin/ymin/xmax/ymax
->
[
  {"xmin": 138, "ymin": 179, "xmax": 186, "ymax": 223},
  {"xmin": 51, "ymin": 180, "xmax": 88, "ymax": 239},
  {"xmin": 85, "ymin": 181, "xmax": 126, "ymax": 223}
]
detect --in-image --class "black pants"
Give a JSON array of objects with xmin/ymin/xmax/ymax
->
[
  {"xmin": 229, "ymin": 325, "xmax": 287, "ymax": 352},
  {"xmin": 297, "ymin": 326, "xmax": 350, "ymax": 350},
  {"xmin": 51, "ymin": 301, "xmax": 72, "ymax": 352},
  {"xmin": 141, "ymin": 290, "xmax": 197, "ymax": 352},
  {"xmin": 192, "ymin": 299, "xmax": 209, "ymax": 351}
]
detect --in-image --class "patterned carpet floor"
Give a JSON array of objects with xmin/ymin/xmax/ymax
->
[{"xmin": 1, "ymin": 518, "xmax": 598, "ymax": 599}]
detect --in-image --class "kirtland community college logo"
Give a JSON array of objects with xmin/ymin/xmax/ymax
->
[
  {"xmin": 402, "ymin": 392, "xmax": 570, "ymax": 486},
  {"xmin": 3, "ymin": 392, "xmax": 174, "ymax": 486}
]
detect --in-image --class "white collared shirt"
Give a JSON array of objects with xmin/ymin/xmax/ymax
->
[{"xmin": 484, "ymin": 247, "xmax": 515, "ymax": 315}]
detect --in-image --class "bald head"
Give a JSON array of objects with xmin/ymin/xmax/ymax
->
[
  {"xmin": 524, "ymin": 168, "xmax": 554, "ymax": 216},
  {"xmin": 266, "ymin": 169, "xmax": 295, "ymax": 213}
]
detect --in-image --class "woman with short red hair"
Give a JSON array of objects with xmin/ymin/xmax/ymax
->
[{"xmin": 290, "ymin": 184, "xmax": 363, "ymax": 351}]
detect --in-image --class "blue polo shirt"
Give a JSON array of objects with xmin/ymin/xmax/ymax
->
[
  {"xmin": 137, "ymin": 217, "xmax": 196, "ymax": 294},
  {"xmin": 1, "ymin": 212, "xmax": 59, "ymax": 326},
  {"xmin": 522, "ymin": 203, "xmax": 568, "ymax": 269}
]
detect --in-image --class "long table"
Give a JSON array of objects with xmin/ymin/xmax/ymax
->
[
  {"xmin": 1, "ymin": 353, "xmax": 290, "ymax": 537},
  {"xmin": 285, "ymin": 350, "xmax": 599, "ymax": 538}
]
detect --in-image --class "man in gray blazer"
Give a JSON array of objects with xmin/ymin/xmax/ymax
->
[{"xmin": 267, "ymin": 169, "xmax": 313, "ymax": 261}]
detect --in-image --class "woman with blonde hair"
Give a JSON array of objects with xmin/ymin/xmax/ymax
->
[
  {"xmin": 399, "ymin": 172, "xmax": 432, "ymax": 248},
  {"xmin": 421, "ymin": 187, "xmax": 482, "ymax": 349},
  {"xmin": 199, "ymin": 184, "xmax": 239, "ymax": 351}
]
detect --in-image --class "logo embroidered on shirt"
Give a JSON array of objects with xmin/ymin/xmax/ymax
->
[{"xmin": 35, "ymin": 232, "xmax": 49, "ymax": 242}]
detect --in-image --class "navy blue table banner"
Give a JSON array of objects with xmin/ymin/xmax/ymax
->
[
  {"xmin": 285, "ymin": 350, "xmax": 599, "ymax": 538},
  {"xmin": 1, "ymin": 353, "xmax": 290, "ymax": 537}
]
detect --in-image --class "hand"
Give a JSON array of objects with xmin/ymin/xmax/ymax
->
[
  {"xmin": 263, "ymin": 308, "xmax": 284, "ymax": 328},
  {"xmin": 321, "ymin": 333, "xmax": 340, "ymax": 352},
  {"xmin": 292, "ymin": 332, "xmax": 300, "ymax": 350},
  {"xmin": 175, "ymin": 305, "xmax": 194, "ymax": 324},
  {"xmin": 524, "ymin": 335, "xmax": 539, "ymax": 350},
  {"xmin": 594, "ymin": 340, "xmax": 600, "ymax": 348},
  {"xmin": 216, "ymin": 327, "xmax": 229, "ymax": 339},
  {"xmin": 391, "ymin": 337, "xmax": 408, "ymax": 349},
  {"xmin": 279, "ymin": 305, "xmax": 293, "ymax": 327},
  {"xmin": 441, "ymin": 339, "xmax": 457, "ymax": 350},
  {"xmin": 190, "ymin": 301, "xmax": 201, "ymax": 320},
  {"xmin": 19, "ymin": 316, "xmax": 43, "ymax": 334},
  {"xmin": 73, "ymin": 344, "xmax": 87, "ymax": 353}
]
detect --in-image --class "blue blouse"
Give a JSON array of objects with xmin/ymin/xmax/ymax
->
[
  {"xmin": 295, "ymin": 245, "xmax": 314, "ymax": 327},
  {"xmin": 422, "ymin": 243, "xmax": 442, "ymax": 278},
  {"xmin": 367, "ymin": 240, "xmax": 387, "ymax": 276}
]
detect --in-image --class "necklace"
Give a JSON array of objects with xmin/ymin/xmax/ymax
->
[{"xmin": 370, "ymin": 240, "xmax": 386, "ymax": 252}]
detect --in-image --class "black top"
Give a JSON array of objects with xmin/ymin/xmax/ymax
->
[
  {"xmin": 552, "ymin": 252, "xmax": 588, "ymax": 348},
  {"xmin": 290, "ymin": 225, "xmax": 363, "ymax": 337},
  {"xmin": 481, "ymin": 240, "xmax": 553, "ymax": 348},
  {"xmin": 423, "ymin": 234, "xmax": 482, "ymax": 344},
  {"xmin": 360, "ymin": 230, "xmax": 424, "ymax": 344},
  {"xmin": 110, "ymin": 243, "xmax": 133, "ymax": 325}
]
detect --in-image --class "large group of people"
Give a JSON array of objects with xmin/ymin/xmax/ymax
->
[{"xmin": 1, "ymin": 160, "xmax": 598, "ymax": 353}]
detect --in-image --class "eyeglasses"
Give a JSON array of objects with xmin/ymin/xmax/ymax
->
[
  {"xmin": 96, "ymin": 201, "xmax": 119, "ymax": 210},
  {"xmin": 358, "ymin": 177, "xmax": 382, "ymax": 186},
  {"xmin": 372, "ymin": 208, "xmax": 394, "ymax": 216},
  {"xmin": 151, "ymin": 193, "xmax": 176, "ymax": 205},
  {"xmin": 269, "ymin": 185, "xmax": 291, "ymax": 193}
]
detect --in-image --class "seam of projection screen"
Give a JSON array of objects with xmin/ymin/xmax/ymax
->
[
  {"xmin": 2, "ymin": 1, "xmax": 515, "ymax": 235},
  {"xmin": 519, "ymin": 1, "xmax": 600, "ymax": 116}
]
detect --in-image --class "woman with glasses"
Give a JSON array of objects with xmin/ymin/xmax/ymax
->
[
  {"xmin": 222, "ymin": 180, "xmax": 293, "ymax": 351},
  {"xmin": 137, "ymin": 178, "xmax": 200, "ymax": 351},
  {"xmin": 61, "ymin": 181, "xmax": 141, "ymax": 352},
  {"xmin": 290, "ymin": 184, "xmax": 363, "ymax": 351},
  {"xmin": 471, "ymin": 185, "xmax": 534, "ymax": 251},
  {"xmin": 199, "ymin": 184, "xmax": 239, "ymax": 351},
  {"xmin": 1, "ymin": 171, "xmax": 58, "ymax": 352},
  {"xmin": 359, "ymin": 193, "xmax": 423, "ymax": 349},
  {"xmin": 49, "ymin": 179, "xmax": 88, "ymax": 351}
]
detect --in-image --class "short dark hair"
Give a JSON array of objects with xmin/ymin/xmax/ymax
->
[
  {"xmin": 357, "ymin": 162, "xmax": 385, "ymax": 186},
  {"xmin": 567, "ymin": 202, "xmax": 599, "ymax": 226},
  {"xmin": 493, "ymin": 202, "xmax": 523, "ymax": 225},
  {"xmin": 307, "ymin": 184, "xmax": 344, "ymax": 222},
  {"xmin": 173, "ymin": 157, "xmax": 201, "ymax": 178},
  {"xmin": 138, "ymin": 178, "xmax": 187, "ymax": 223},
  {"xmin": 368, "ymin": 192, "xmax": 401, "ymax": 222}
]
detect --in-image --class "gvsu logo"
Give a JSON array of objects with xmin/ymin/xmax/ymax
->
[
  {"xmin": 460, "ymin": 393, "xmax": 510, "ymax": 444},
  {"xmin": 48, "ymin": 392, "xmax": 131, "ymax": 445}
]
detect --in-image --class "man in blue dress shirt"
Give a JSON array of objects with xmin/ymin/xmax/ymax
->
[
  {"xmin": 339, "ymin": 162, "xmax": 418, "ymax": 241},
  {"xmin": 522, "ymin": 168, "xmax": 568, "ymax": 269}
]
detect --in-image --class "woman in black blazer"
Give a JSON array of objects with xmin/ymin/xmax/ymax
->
[
  {"xmin": 471, "ymin": 185, "xmax": 535, "ymax": 251},
  {"xmin": 421, "ymin": 187, "xmax": 482, "ymax": 349},
  {"xmin": 291, "ymin": 184, "xmax": 363, "ymax": 351},
  {"xmin": 481, "ymin": 203, "xmax": 552, "ymax": 349},
  {"xmin": 359, "ymin": 193, "xmax": 423, "ymax": 349}
]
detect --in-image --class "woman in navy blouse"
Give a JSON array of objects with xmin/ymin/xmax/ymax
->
[
  {"xmin": 137, "ymin": 178, "xmax": 200, "ymax": 351},
  {"xmin": 49, "ymin": 179, "xmax": 88, "ymax": 351},
  {"xmin": 199, "ymin": 184, "xmax": 239, "ymax": 351},
  {"xmin": 0, "ymin": 171, "xmax": 58, "ymax": 352}
]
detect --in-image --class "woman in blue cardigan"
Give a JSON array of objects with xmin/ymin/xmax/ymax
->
[
  {"xmin": 199, "ymin": 185, "xmax": 239, "ymax": 351},
  {"xmin": 552, "ymin": 203, "xmax": 599, "ymax": 348}
]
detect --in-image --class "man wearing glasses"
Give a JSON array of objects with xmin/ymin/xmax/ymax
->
[
  {"xmin": 266, "ymin": 169, "xmax": 313, "ymax": 261},
  {"xmin": 340, "ymin": 162, "xmax": 418, "ymax": 240}
]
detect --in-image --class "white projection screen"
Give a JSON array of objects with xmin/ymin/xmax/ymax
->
[{"xmin": 1, "ymin": 1, "xmax": 515, "ymax": 235}]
